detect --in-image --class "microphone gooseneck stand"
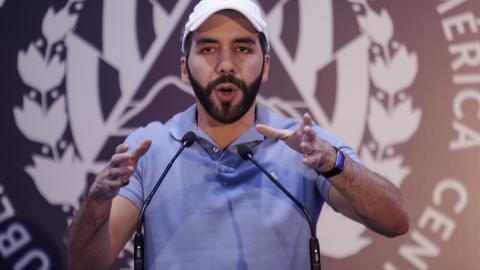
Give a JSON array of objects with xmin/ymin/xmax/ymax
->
[
  {"xmin": 134, "ymin": 132, "xmax": 196, "ymax": 270},
  {"xmin": 237, "ymin": 144, "xmax": 322, "ymax": 270}
]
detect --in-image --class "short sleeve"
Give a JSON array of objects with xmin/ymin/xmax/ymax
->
[{"xmin": 312, "ymin": 126, "xmax": 363, "ymax": 211}]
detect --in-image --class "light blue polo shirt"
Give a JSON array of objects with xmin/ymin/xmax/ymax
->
[{"xmin": 119, "ymin": 104, "xmax": 360, "ymax": 269}]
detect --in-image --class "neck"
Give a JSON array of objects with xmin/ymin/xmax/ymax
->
[{"xmin": 196, "ymin": 103, "xmax": 256, "ymax": 150}]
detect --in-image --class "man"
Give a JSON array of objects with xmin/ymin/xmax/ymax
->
[{"xmin": 68, "ymin": 0, "xmax": 409, "ymax": 269}]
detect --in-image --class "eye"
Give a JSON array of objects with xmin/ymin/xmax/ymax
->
[
  {"xmin": 201, "ymin": 47, "xmax": 215, "ymax": 54},
  {"xmin": 237, "ymin": 46, "xmax": 251, "ymax": 54}
]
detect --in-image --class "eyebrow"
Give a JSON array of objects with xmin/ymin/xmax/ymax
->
[
  {"xmin": 195, "ymin": 37, "xmax": 219, "ymax": 45},
  {"xmin": 194, "ymin": 37, "xmax": 257, "ymax": 46},
  {"xmin": 233, "ymin": 37, "xmax": 256, "ymax": 44}
]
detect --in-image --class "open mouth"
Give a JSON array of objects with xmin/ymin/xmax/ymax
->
[
  {"xmin": 215, "ymin": 83, "xmax": 238, "ymax": 93},
  {"xmin": 213, "ymin": 83, "xmax": 239, "ymax": 102},
  {"xmin": 219, "ymin": 87, "xmax": 233, "ymax": 94}
]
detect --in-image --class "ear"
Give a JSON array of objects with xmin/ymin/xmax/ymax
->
[
  {"xmin": 180, "ymin": 56, "xmax": 191, "ymax": 85},
  {"xmin": 261, "ymin": 54, "xmax": 270, "ymax": 83}
]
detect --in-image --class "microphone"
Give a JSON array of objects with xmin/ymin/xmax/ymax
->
[
  {"xmin": 134, "ymin": 131, "xmax": 196, "ymax": 270},
  {"xmin": 237, "ymin": 144, "xmax": 321, "ymax": 270}
]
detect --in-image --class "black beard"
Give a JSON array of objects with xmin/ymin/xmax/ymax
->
[{"xmin": 186, "ymin": 63, "xmax": 263, "ymax": 124}]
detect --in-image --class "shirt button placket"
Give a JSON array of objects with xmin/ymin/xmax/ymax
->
[{"xmin": 212, "ymin": 146, "xmax": 222, "ymax": 160}]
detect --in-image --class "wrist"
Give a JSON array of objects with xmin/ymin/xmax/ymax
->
[
  {"xmin": 317, "ymin": 146, "xmax": 345, "ymax": 178},
  {"xmin": 88, "ymin": 182, "xmax": 118, "ymax": 203}
]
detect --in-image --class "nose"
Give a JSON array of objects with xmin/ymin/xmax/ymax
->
[{"xmin": 216, "ymin": 49, "xmax": 235, "ymax": 75}]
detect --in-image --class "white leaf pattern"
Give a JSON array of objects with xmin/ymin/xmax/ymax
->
[
  {"xmin": 358, "ymin": 8, "xmax": 393, "ymax": 47},
  {"xmin": 17, "ymin": 44, "xmax": 65, "ymax": 93},
  {"xmin": 360, "ymin": 146, "xmax": 411, "ymax": 187},
  {"xmin": 317, "ymin": 207, "xmax": 371, "ymax": 258},
  {"xmin": 25, "ymin": 146, "xmax": 86, "ymax": 209},
  {"xmin": 13, "ymin": 96, "xmax": 67, "ymax": 147},
  {"xmin": 42, "ymin": 7, "xmax": 79, "ymax": 45},
  {"xmin": 368, "ymin": 97, "xmax": 422, "ymax": 148},
  {"xmin": 370, "ymin": 45, "xmax": 418, "ymax": 96},
  {"xmin": 15, "ymin": 1, "xmax": 86, "ymax": 210},
  {"xmin": 319, "ymin": 0, "xmax": 422, "ymax": 259}
]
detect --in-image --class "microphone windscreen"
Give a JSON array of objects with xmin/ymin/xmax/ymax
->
[
  {"xmin": 237, "ymin": 144, "xmax": 253, "ymax": 160},
  {"xmin": 182, "ymin": 131, "xmax": 196, "ymax": 147}
]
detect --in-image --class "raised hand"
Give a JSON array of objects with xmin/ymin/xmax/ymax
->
[
  {"xmin": 89, "ymin": 139, "xmax": 152, "ymax": 201},
  {"xmin": 256, "ymin": 113, "xmax": 335, "ymax": 173}
]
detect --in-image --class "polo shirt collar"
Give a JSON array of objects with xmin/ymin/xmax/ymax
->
[{"xmin": 168, "ymin": 103, "xmax": 286, "ymax": 146}]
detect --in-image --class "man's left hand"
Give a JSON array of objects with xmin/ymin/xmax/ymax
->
[{"xmin": 256, "ymin": 113, "xmax": 335, "ymax": 173}]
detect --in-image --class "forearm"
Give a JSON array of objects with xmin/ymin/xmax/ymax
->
[
  {"xmin": 67, "ymin": 195, "xmax": 114, "ymax": 270},
  {"xmin": 328, "ymin": 156, "xmax": 409, "ymax": 237},
  {"xmin": 255, "ymin": 116, "xmax": 409, "ymax": 236},
  {"xmin": 66, "ymin": 140, "xmax": 150, "ymax": 269}
]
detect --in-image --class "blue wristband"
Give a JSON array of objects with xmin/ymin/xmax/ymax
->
[{"xmin": 320, "ymin": 146, "xmax": 345, "ymax": 178}]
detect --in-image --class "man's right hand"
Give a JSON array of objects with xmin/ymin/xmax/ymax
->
[{"xmin": 89, "ymin": 139, "xmax": 152, "ymax": 201}]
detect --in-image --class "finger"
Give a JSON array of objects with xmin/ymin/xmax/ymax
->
[
  {"xmin": 107, "ymin": 165, "xmax": 134, "ymax": 180},
  {"xmin": 106, "ymin": 177, "xmax": 129, "ymax": 191},
  {"xmin": 106, "ymin": 172, "xmax": 131, "ymax": 188},
  {"xmin": 303, "ymin": 155, "xmax": 322, "ymax": 169},
  {"xmin": 110, "ymin": 152, "xmax": 133, "ymax": 167},
  {"xmin": 303, "ymin": 156, "xmax": 316, "ymax": 168},
  {"xmin": 302, "ymin": 125, "xmax": 317, "ymax": 142},
  {"xmin": 115, "ymin": 143, "xmax": 129, "ymax": 154},
  {"xmin": 300, "ymin": 141, "xmax": 315, "ymax": 156},
  {"xmin": 295, "ymin": 113, "xmax": 312, "ymax": 138},
  {"xmin": 132, "ymin": 139, "xmax": 152, "ymax": 161},
  {"xmin": 112, "ymin": 176, "xmax": 130, "ymax": 187},
  {"xmin": 120, "ymin": 179, "xmax": 129, "ymax": 187},
  {"xmin": 256, "ymin": 124, "xmax": 292, "ymax": 140},
  {"xmin": 303, "ymin": 113, "xmax": 313, "ymax": 127}
]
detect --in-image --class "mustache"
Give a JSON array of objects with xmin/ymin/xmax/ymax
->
[{"xmin": 206, "ymin": 75, "xmax": 247, "ymax": 94}]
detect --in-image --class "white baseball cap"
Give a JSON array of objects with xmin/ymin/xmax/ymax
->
[{"xmin": 181, "ymin": 0, "xmax": 270, "ymax": 54}]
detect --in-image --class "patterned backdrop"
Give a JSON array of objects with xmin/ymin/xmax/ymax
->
[{"xmin": 1, "ymin": 0, "xmax": 479, "ymax": 269}]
